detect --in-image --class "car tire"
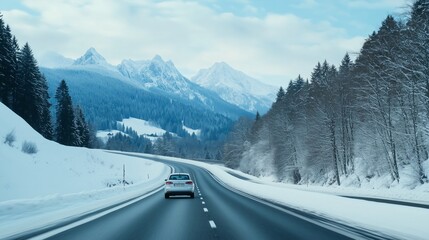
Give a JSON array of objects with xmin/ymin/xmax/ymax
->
[
  {"xmin": 164, "ymin": 193, "xmax": 169, "ymax": 199},
  {"xmin": 190, "ymin": 193, "xmax": 194, "ymax": 198}
]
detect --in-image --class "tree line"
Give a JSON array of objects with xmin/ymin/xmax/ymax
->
[
  {"xmin": 223, "ymin": 0, "xmax": 429, "ymax": 186},
  {"xmin": 0, "ymin": 14, "xmax": 95, "ymax": 148},
  {"xmin": 105, "ymin": 123, "xmax": 223, "ymax": 160}
]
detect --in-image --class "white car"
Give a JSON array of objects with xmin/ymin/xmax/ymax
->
[{"xmin": 164, "ymin": 173, "xmax": 195, "ymax": 199}]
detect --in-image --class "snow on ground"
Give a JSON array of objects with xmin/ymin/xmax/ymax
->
[
  {"xmin": 118, "ymin": 117, "xmax": 166, "ymax": 136},
  {"xmin": 97, "ymin": 118, "xmax": 169, "ymax": 143},
  {"xmin": 0, "ymin": 103, "xmax": 170, "ymax": 239},
  {"xmin": 96, "ymin": 130, "xmax": 126, "ymax": 144},
  {"xmin": 182, "ymin": 125, "xmax": 201, "ymax": 137},
  {"xmin": 130, "ymin": 153, "xmax": 429, "ymax": 240}
]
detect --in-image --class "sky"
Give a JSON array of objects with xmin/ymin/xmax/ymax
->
[{"xmin": 0, "ymin": 0, "xmax": 410, "ymax": 87}]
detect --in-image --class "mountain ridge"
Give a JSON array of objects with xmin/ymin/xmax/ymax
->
[
  {"xmin": 192, "ymin": 62, "xmax": 277, "ymax": 113},
  {"xmin": 39, "ymin": 48, "xmax": 275, "ymax": 114},
  {"xmin": 40, "ymin": 48, "xmax": 252, "ymax": 120}
]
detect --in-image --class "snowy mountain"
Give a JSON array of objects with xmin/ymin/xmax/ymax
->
[
  {"xmin": 192, "ymin": 62, "xmax": 277, "ymax": 113},
  {"xmin": 73, "ymin": 47, "xmax": 109, "ymax": 66},
  {"xmin": 117, "ymin": 55, "xmax": 207, "ymax": 102},
  {"xmin": 40, "ymin": 48, "xmax": 251, "ymax": 126},
  {"xmin": 39, "ymin": 48, "xmax": 252, "ymax": 140}
]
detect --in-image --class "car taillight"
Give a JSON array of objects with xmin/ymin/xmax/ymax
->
[
  {"xmin": 185, "ymin": 181, "xmax": 193, "ymax": 185},
  {"xmin": 166, "ymin": 181, "xmax": 173, "ymax": 185}
]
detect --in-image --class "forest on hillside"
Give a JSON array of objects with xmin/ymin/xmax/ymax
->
[{"xmin": 223, "ymin": 1, "xmax": 429, "ymax": 187}]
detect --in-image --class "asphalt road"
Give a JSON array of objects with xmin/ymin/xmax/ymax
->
[{"xmin": 40, "ymin": 156, "xmax": 382, "ymax": 240}]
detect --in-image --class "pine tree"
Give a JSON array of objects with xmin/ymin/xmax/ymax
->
[
  {"xmin": 14, "ymin": 43, "xmax": 53, "ymax": 139},
  {"xmin": 0, "ymin": 14, "xmax": 7, "ymax": 104},
  {"xmin": 255, "ymin": 111, "xmax": 261, "ymax": 121},
  {"xmin": 0, "ymin": 18, "xmax": 18, "ymax": 108},
  {"xmin": 275, "ymin": 87, "xmax": 285, "ymax": 102},
  {"xmin": 55, "ymin": 80, "xmax": 78, "ymax": 146},
  {"xmin": 75, "ymin": 105, "xmax": 90, "ymax": 147}
]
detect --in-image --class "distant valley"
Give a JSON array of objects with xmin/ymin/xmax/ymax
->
[{"xmin": 40, "ymin": 48, "xmax": 277, "ymax": 137}]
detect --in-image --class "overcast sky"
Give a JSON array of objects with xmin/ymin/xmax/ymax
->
[{"xmin": 1, "ymin": 0, "xmax": 409, "ymax": 87}]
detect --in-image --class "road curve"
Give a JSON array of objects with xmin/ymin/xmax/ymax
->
[{"xmin": 41, "ymin": 154, "xmax": 382, "ymax": 240}]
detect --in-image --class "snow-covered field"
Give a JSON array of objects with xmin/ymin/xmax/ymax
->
[
  {"xmin": 2, "ymin": 101, "xmax": 429, "ymax": 239},
  {"xmin": 98, "ymin": 117, "xmax": 202, "ymax": 143},
  {"xmin": 118, "ymin": 117, "xmax": 166, "ymax": 136}
]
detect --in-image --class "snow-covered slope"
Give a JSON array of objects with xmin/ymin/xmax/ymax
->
[
  {"xmin": 0, "ymin": 102, "xmax": 168, "ymax": 201},
  {"xmin": 98, "ymin": 118, "xmax": 201, "ymax": 143},
  {"xmin": 0, "ymin": 103, "xmax": 170, "ymax": 238},
  {"xmin": 192, "ymin": 62, "xmax": 277, "ymax": 113}
]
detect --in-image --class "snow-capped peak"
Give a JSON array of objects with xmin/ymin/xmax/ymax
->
[
  {"xmin": 193, "ymin": 62, "xmax": 276, "ymax": 97},
  {"xmin": 151, "ymin": 54, "xmax": 164, "ymax": 63},
  {"xmin": 192, "ymin": 62, "xmax": 277, "ymax": 113},
  {"xmin": 117, "ymin": 55, "xmax": 193, "ymax": 95},
  {"xmin": 74, "ymin": 47, "xmax": 108, "ymax": 66}
]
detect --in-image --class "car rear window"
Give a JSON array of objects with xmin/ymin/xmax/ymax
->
[{"xmin": 169, "ymin": 174, "xmax": 190, "ymax": 180}]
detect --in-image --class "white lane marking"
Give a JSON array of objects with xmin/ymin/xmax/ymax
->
[
  {"xmin": 203, "ymin": 208, "xmax": 208, "ymax": 212},
  {"xmin": 200, "ymin": 197, "xmax": 203, "ymax": 200},
  {"xmin": 202, "ymin": 201, "xmax": 205, "ymax": 204},
  {"xmin": 209, "ymin": 220, "xmax": 217, "ymax": 229},
  {"xmin": 199, "ymin": 193, "xmax": 202, "ymax": 196}
]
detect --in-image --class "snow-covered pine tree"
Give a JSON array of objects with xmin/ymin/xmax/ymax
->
[
  {"xmin": 74, "ymin": 105, "xmax": 91, "ymax": 147},
  {"xmin": 222, "ymin": 117, "xmax": 253, "ymax": 168}
]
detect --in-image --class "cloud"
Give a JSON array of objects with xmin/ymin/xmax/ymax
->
[{"xmin": 3, "ymin": 0, "xmax": 367, "ymax": 87}]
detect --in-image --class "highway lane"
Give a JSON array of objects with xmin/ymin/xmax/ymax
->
[{"xmin": 40, "ymin": 155, "xmax": 377, "ymax": 240}]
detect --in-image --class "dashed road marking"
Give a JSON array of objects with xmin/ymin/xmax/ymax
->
[
  {"xmin": 202, "ymin": 201, "xmax": 205, "ymax": 204},
  {"xmin": 200, "ymin": 197, "xmax": 203, "ymax": 200},
  {"xmin": 203, "ymin": 208, "xmax": 208, "ymax": 212},
  {"xmin": 209, "ymin": 220, "xmax": 217, "ymax": 229}
]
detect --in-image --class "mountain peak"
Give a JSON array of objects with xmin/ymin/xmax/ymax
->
[
  {"xmin": 152, "ymin": 55, "xmax": 164, "ymax": 63},
  {"xmin": 74, "ymin": 47, "xmax": 108, "ymax": 66},
  {"xmin": 191, "ymin": 62, "xmax": 277, "ymax": 113},
  {"xmin": 213, "ymin": 61, "xmax": 230, "ymax": 68}
]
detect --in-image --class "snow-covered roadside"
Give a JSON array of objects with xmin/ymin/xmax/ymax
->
[
  {"xmin": 132, "ymin": 153, "xmax": 429, "ymax": 240},
  {"xmin": 222, "ymin": 166, "xmax": 429, "ymax": 205},
  {"xmin": 0, "ymin": 173, "xmax": 169, "ymax": 239},
  {"xmin": 0, "ymin": 103, "xmax": 170, "ymax": 239}
]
